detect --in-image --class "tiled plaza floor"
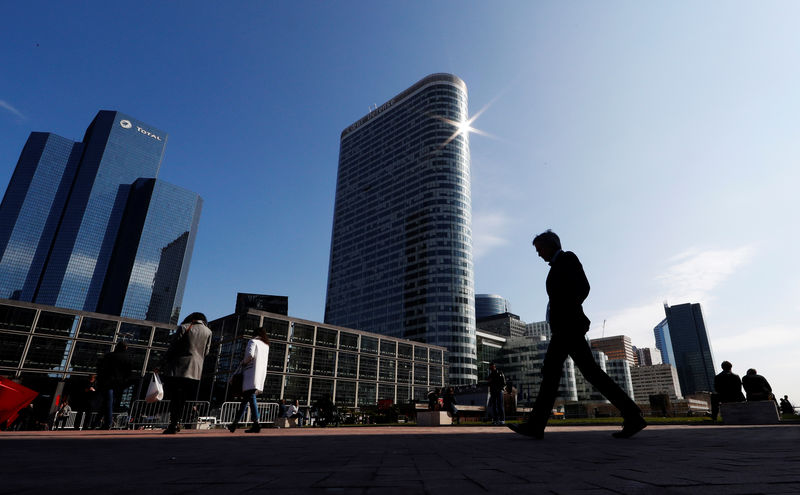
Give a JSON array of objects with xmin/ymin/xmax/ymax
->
[{"xmin": 2, "ymin": 424, "xmax": 798, "ymax": 494}]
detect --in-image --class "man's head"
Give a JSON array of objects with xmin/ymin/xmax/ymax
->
[
  {"xmin": 489, "ymin": 362, "xmax": 496, "ymax": 371},
  {"xmin": 746, "ymin": 368, "xmax": 757, "ymax": 376},
  {"xmin": 532, "ymin": 230, "xmax": 561, "ymax": 262},
  {"xmin": 721, "ymin": 361, "xmax": 732, "ymax": 371}
]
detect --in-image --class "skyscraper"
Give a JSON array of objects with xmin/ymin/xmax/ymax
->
[
  {"xmin": 0, "ymin": 111, "xmax": 201, "ymax": 324},
  {"xmin": 475, "ymin": 294, "xmax": 510, "ymax": 319},
  {"xmin": 663, "ymin": 302, "xmax": 716, "ymax": 395},
  {"xmin": 589, "ymin": 335, "xmax": 636, "ymax": 366},
  {"xmin": 653, "ymin": 318, "xmax": 675, "ymax": 365},
  {"xmin": 325, "ymin": 74, "xmax": 476, "ymax": 384}
]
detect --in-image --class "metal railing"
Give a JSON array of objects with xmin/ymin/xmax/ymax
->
[
  {"xmin": 217, "ymin": 401, "xmax": 279, "ymax": 426},
  {"xmin": 127, "ymin": 400, "xmax": 211, "ymax": 429}
]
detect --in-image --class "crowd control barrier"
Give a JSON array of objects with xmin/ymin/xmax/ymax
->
[
  {"xmin": 217, "ymin": 401, "xmax": 279, "ymax": 426},
  {"xmin": 127, "ymin": 400, "xmax": 210, "ymax": 429}
]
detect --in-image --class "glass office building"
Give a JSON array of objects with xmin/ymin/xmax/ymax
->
[
  {"xmin": 0, "ymin": 299, "xmax": 177, "ymax": 417},
  {"xmin": 0, "ymin": 133, "xmax": 82, "ymax": 302},
  {"xmin": 207, "ymin": 308, "xmax": 447, "ymax": 408},
  {"xmin": 325, "ymin": 73, "xmax": 476, "ymax": 385},
  {"xmin": 475, "ymin": 294, "xmax": 510, "ymax": 319},
  {"xmin": 97, "ymin": 179, "xmax": 202, "ymax": 324},
  {"xmin": 653, "ymin": 318, "xmax": 675, "ymax": 366},
  {"xmin": 0, "ymin": 111, "xmax": 201, "ymax": 324},
  {"xmin": 663, "ymin": 303, "xmax": 716, "ymax": 394}
]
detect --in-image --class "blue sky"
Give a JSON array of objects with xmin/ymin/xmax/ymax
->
[{"xmin": 2, "ymin": 2, "xmax": 798, "ymax": 402}]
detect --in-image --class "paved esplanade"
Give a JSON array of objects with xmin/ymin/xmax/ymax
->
[{"xmin": 2, "ymin": 425, "xmax": 798, "ymax": 493}]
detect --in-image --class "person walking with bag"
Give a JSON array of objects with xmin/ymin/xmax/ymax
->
[
  {"xmin": 160, "ymin": 312, "xmax": 212, "ymax": 434},
  {"xmin": 228, "ymin": 327, "xmax": 270, "ymax": 433}
]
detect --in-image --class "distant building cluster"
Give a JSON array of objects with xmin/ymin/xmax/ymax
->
[{"xmin": 474, "ymin": 297, "xmax": 715, "ymax": 416}]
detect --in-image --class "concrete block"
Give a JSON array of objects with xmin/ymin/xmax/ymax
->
[
  {"xmin": 275, "ymin": 417, "xmax": 298, "ymax": 428},
  {"xmin": 721, "ymin": 401, "xmax": 780, "ymax": 424},
  {"xmin": 416, "ymin": 411, "xmax": 452, "ymax": 426}
]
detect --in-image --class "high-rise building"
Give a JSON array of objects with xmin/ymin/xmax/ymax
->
[
  {"xmin": 653, "ymin": 318, "xmax": 675, "ymax": 365},
  {"xmin": 633, "ymin": 346, "xmax": 662, "ymax": 367},
  {"xmin": 0, "ymin": 111, "xmax": 201, "ymax": 324},
  {"xmin": 589, "ymin": 335, "xmax": 636, "ymax": 366},
  {"xmin": 525, "ymin": 321, "xmax": 551, "ymax": 339},
  {"xmin": 476, "ymin": 312, "xmax": 526, "ymax": 338},
  {"xmin": 325, "ymin": 74, "xmax": 475, "ymax": 384},
  {"xmin": 475, "ymin": 294, "xmax": 510, "ymax": 319},
  {"xmin": 663, "ymin": 303, "xmax": 715, "ymax": 395},
  {"xmin": 630, "ymin": 363, "xmax": 682, "ymax": 402}
]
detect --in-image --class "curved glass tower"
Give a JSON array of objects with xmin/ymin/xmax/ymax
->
[
  {"xmin": 475, "ymin": 294, "xmax": 511, "ymax": 319},
  {"xmin": 325, "ymin": 74, "xmax": 476, "ymax": 384}
]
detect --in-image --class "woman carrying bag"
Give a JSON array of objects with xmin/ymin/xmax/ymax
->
[{"xmin": 228, "ymin": 327, "xmax": 270, "ymax": 433}]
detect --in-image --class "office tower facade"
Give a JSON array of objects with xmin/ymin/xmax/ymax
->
[
  {"xmin": 526, "ymin": 321, "xmax": 552, "ymax": 339},
  {"xmin": 476, "ymin": 312, "xmax": 526, "ymax": 338},
  {"xmin": 325, "ymin": 74, "xmax": 475, "ymax": 384},
  {"xmin": 589, "ymin": 335, "xmax": 636, "ymax": 366},
  {"xmin": 663, "ymin": 303, "xmax": 716, "ymax": 394},
  {"xmin": 634, "ymin": 346, "xmax": 662, "ymax": 367},
  {"xmin": 475, "ymin": 294, "xmax": 510, "ymax": 319},
  {"xmin": 630, "ymin": 363, "xmax": 682, "ymax": 402},
  {"xmin": 96, "ymin": 179, "xmax": 202, "ymax": 324},
  {"xmin": 653, "ymin": 318, "xmax": 675, "ymax": 365},
  {"xmin": 209, "ymin": 306, "xmax": 446, "ymax": 407},
  {"xmin": 0, "ymin": 111, "xmax": 201, "ymax": 324}
]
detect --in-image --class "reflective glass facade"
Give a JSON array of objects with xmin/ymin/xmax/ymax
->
[
  {"xmin": 97, "ymin": 179, "xmax": 202, "ymax": 324},
  {"xmin": 0, "ymin": 133, "xmax": 82, "ymax": 301},
  {"xmin": 208, "ymin": 309, "xmax": 446, "ymax": 407},
  {"xmin": 325, "ymin": 73, "xmax": 476, "ymax": 384},
  {"xmin": 663, "ymin": 303, "xmax": 716, "ymax": 394},
  {"xmin": 653, "ymin": 318, "xmax": 675, "ymax": 365},
  {"xmin": 475, "ymin": 294, "xmax": 510, "ymax": 319},
  {"xmin": 0, "ymin": 111, "xmax": 201, "ymax": 324},
  {"xmin": 0, "ymin": 299, "xmax": 175, "ymax": 416}
]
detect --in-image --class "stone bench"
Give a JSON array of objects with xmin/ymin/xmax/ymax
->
[
  {"xmin": 720, "ymin": 401, "xmax": 780, "ymax": 425},
  {"xmin": 416, "ymin": 411, "xmax": 453, "ymax": 426},
  {"xmin": 274, "ymin": 417, "xmax": 298, "ymax": 428}
]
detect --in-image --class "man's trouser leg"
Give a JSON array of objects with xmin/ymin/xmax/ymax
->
[
  {"xmin": 531, "ymin": 335, "xmax": 569, "ymax": 432},
  {"xmin": 568, "ymin": 335, "xmax": 641, "ymax": 419}
]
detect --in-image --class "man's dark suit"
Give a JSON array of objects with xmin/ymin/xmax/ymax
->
[{"xmin": 530, "ymin": 250, "xmax": 641, "ymax": 432}]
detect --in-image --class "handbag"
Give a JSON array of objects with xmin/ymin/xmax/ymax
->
[{"xmin": 145, "ymin": 372, "xmax": 164, "ymax": 403}]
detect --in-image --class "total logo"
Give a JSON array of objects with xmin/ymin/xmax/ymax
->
[{"xmin": 119, "ymin": 119, "xmax": 162, "ymax": 141}]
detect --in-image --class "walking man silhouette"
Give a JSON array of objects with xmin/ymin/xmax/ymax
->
[{"xmin": 508, "ymin": 230, "xmax": 646, "ymax": 439}]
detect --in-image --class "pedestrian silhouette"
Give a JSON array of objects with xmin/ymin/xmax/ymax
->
[
  {"xmin": 711, "ymin": 361, "xmax": 745, "ymax": 421},
  {"xmin": 508, "ymin": 230, "xmax": 646, "ymax": 440}
]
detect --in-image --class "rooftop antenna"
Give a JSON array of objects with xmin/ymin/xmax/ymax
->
[{"xmin": 602, "ymin": 319, "xmax": 606, "ymax": 338}]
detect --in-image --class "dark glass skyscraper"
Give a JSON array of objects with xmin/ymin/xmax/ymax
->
[
  {"xmin": 653, "ymin": 318, "xmax": 675, "ymax": 365},
  {"xmin": 475, "ymin": 294, "xmax": 510, "ymax": 319},
  {"xmin": 325, "ymin": 74, "xmax": 476, "ymax": 384},
  {"xmin": 0, "ymin": 111, "xmax": 201, "ymax": 324},
  {"xmin": 663, "ymin": 303, "xmax": 715, "ymax": 394}
]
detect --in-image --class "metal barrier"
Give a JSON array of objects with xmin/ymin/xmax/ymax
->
[
  {"xmin": 52, "ymin": 411, "xmax": 79, "ymax": 430},
  {"xmin": 129, "ymin": 400, "xmax": 171, "ymax": 429},
  {"xmin": 128, "ymin": 400, "xmax": 211, "ymax": 429},
  {"xmin": 217, "ymin": 401, "xmax": 279, "ymax": 426}
]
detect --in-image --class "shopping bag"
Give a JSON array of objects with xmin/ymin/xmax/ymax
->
[
  {"xmin": 229, "ymin": 372, "xmax": 243, "ymax": 397},
  {"xmin": 145, "ymin": 373, "xmax": 164, "ymax": 403}
]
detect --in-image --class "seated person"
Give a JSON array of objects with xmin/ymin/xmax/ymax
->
[
  {"xmin": 779, "ymin": 396, "xmax": 794, "ymax": 415},
  {"xmin": 711, "ymin": 361, "xmax": 745, "ymax": 421},
  {"xmin": 442, "ymin": 387, "xmax": 459, "ymax": 425},
  {"xmin": 284, "ymin": 399, "xmax": 306, "ymax": 427},
  {"xmin": 741, "ymin": 368, "xmax": 774, "ymax": 401},
  {"xmin": 427, "ymin": 388, "xmax": 440, "ymax": 411}
]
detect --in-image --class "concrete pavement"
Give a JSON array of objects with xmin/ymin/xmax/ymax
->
[{"xmin": 1, "ymin": 424, "xmax": 798, "ymax": 494}]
